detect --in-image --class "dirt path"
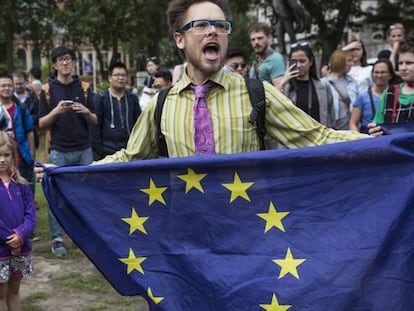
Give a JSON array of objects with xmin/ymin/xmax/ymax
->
[{"xmin": 20, "ymin": 241, "xmax": 149, "ymax": 311}]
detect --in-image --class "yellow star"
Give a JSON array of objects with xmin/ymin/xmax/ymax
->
[
  {"xmin": 118, "ymin": 248, "xmax": 147, "ymax": 275},
  {"xmin": 177, "ymin": 168, "xmax": 207, "ymax": 193},
  {"xmin": 273, "ymin": 247, "xmax": 306, "ymax": 280},
  {"xmin": 260, "ymin": 293, "xmax": 292, "ymax": 311},
  {"xmin": 140, "ymin": 178, "xmax": 167, "ymax": 205},
  {"xmin": 222, "ymin": 172, "xmax": 254, "ymax": 203},
  {"xmin": 147, "ymin": 287, "xmax": 164, "ymax": 304},
  {"xmin": 257, "ymin": 202, "xmax": 289, "ymax": 233},
  {"xmin": 121, "ymin": 208, "xmax": 149, "ymax": 235}
]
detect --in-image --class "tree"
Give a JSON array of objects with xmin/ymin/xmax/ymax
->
[
  {"xmin": 0, "ymin": 0, "xmax": 56, "ymax": 72},
  {"xmin": 364, "ymin": 0, "xmax": 414, "ymax": 39},
  {"xmin": 55, "ymin": 0, "xmax": 169, "ymax": 78}
]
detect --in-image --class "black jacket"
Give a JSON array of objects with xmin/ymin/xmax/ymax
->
[{"xmin": 91, "ymin": 89, "xmax": 141, "ymax": 160}]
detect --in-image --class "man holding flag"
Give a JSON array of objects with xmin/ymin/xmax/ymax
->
[{"xmin": 37, "ymin": 1, "xmax": 414, "ymax": 310}]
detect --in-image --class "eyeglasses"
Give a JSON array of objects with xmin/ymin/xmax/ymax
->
[
  {"xmin": 111, "ymin": 73, "xmax": 127, "ymax": 78},
  {"xmin": 178, "ymin": 20, "xmax": 232, "ymax": 35},
  {"xmin": 57, "ymin": 56, "xmax": 72, "ymax": 64},
  {"xmin": 0, "ymin": 84, "xmax": 13, "ymax": 89},
  {"xmin": 230, "ymin": 62, "xmax": 247, "ymax": 70},
  {"xmin": 290, "ymin": 41, "xmax": 310, "ymax": 49}
]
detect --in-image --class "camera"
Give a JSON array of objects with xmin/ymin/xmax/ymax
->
[{"xmin": 288, "ymin": 59, "xmax": 298, "ymax": 71}]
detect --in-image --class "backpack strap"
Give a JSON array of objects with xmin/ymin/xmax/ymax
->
[
  {"xmin": 81, "ymin": 81, "xmax": 90, "ymax": 103},
  {"xmin": 42, "ymin": 82, "xmax": 51, "ymax": 107},
  {"xmin": 391, "ymin": 84, "xmax": 400, "ymax": 123},
  {"xmin": 155, "ymin": 87, "xmax": 172, "ymax": 158},
  {"xmin": 246, "ymin": 78, "xmax": 266, "ymax": 150},
  {"xmin": 367, "ymin": 86, "xmax": 376, "ymax": 116}
]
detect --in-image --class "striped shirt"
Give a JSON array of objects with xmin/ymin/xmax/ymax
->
[{"xmin": 96, "ymin": 69, "xmax": 368, "ymax": 164}]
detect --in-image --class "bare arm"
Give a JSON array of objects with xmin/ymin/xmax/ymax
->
[{"xmin": 349, "ymin": 107, "xmax": 362, "ymax": 132}]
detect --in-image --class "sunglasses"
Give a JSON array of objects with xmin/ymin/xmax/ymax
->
[
  {"xmin": 146, "ymin": 57, "xmax": 158, "ymax": 62},
  {"xmin": 290, "ymin": 41, "xmax": 311, "ymax": 49},
  {"xmin": 230, "ymin": 62, "xmax": 247, "ymax": 70}
]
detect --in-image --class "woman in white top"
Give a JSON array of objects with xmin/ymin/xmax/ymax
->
[{"xmin": 342, "ymin": 40, "xmax": 372, "ymax": 93}]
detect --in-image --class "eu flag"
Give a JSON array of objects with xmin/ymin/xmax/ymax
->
[{"xmin": 41, "ymin": 134, "xmax": 414, "ymax": 310}]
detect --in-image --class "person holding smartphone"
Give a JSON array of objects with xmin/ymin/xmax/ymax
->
[{"xmin": 279, "ymin": 42, "xmax": 335, "ymax": 127}]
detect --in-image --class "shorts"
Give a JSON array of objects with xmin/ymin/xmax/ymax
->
[{"xmin": 0, "ymin": 255, "xmax": 33, "ymax": 283}]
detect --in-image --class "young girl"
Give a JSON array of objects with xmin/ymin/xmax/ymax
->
[{"xmin": 0, "ymin": 131, "xmax": 36, "ymax": 311}]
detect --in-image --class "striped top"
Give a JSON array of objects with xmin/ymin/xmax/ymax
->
[{"xmin": 96, "ymin": 69, "xmax": 368, "ymax": 163}]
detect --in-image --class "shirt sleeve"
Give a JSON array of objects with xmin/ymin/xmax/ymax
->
[
  {"xmin": 93, "ymin": 96, "xmax": 158, "ymax": 164},
  {"xmin": 263, "ymin": 82, "xmax": 369, "ymax": 149},
  {"xmin": 373, "ymin": 92, "xmax": 386, "ymax": 124}
]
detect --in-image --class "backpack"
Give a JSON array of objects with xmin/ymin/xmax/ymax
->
[
  {"xmin": 41, "ymin": 80, "xmax": 90, "ymax": 151},
  {"xmin": 42, "ymin": 81, "xmax": 90, "ymax": 107},
  {"xmin": 154, "ymin": 78, "xmax": 266, "ymax": 158}
]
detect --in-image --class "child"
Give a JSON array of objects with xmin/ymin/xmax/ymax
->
[{"xmin": 0, "ymin": 131, "xmax": 36, "ymax": 311}]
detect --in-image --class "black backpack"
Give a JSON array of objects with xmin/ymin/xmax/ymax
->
[{"xmin": 154, "ymin": 78, "xmax": 266, "ymax": 158}]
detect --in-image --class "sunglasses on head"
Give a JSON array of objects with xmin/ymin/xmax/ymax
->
[
  {"xmin": 290, "ymin": 41, "xmax": 310, "ymax": 49},
  {"xmin": 146, "ymin": 56, "xmax": 158, "ymax": 62}
]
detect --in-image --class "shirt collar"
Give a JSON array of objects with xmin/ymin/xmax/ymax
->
[{"xmin": 175, "ymin": 68, "xmax": 228, "ymax": 94}]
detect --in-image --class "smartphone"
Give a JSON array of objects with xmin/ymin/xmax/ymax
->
[
  {"xmin": 62, "ymin": 100, "xmax": 73, "ymax": 107},
  {"xmin": 288, "ymin": 59, "xmax": 298, "ymax": 71}
]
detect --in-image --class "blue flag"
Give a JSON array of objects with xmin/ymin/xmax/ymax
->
[{"xmin": 41, "ymin": 134, "xmax": 414, "ymax": 310}]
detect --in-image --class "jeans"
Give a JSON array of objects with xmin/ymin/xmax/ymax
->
[{"xmin": 48, "ymin": 148, "xmax": 93, "ymax": 241}]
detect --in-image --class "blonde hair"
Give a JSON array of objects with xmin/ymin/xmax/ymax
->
[
  {"xmin": 0, "ymin": 131, "xmax": 28, "ymax": 184},
  {"xmin": 387, "ymin": 23, "xmax": 405, "ymax": 37},
  {"xmin": 329, "ymin": 50, "xmax": 351, "ymax": 75}
]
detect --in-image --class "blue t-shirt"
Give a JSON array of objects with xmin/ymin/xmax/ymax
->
[
  {"xmin": 353, "ymin": 91, "xmax": 379, "ymax": 127},
  {"xmin": 249, "ymin": 51, "xmax": 285, "ymax": 84}
]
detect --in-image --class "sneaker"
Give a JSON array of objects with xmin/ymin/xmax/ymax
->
[
  {"xmin": 30, "ymin": 234, "xmax": 40, "ymax": 242},
  {"xmin": 51, "ymin": 240, "xmax": 67, "ymax": 256}
]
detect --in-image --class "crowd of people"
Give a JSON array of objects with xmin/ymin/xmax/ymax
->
[{"xmin": 1, "ymin": 0, "xmax": 414, "ymax": 308}]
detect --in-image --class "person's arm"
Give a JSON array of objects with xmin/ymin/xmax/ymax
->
[
  {"xmin": 278, "ymin": 61, "xmax": 299, "ymax": 92},
  {"xmin": 349, "ymin": 107, "xmax": 362, "ymax": 132},
  {"xmin": 389, "ymin": 41, "xmax": 400, "ymax": 70},
  {"xmin": 39, "ymin": 100, "xmax": 71, "ymax": 129},
  {"xmin": 94, "ymin": 96, "xmax": 158, "ymax": 164},
  {"xmin": 263, "ymin": 82, "xmax": 369, "ymax": 149}
]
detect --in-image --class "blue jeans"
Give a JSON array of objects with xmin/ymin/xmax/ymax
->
[{"xmin": 48, "ymin": 148, "xmax": 93, "ymax": 241}]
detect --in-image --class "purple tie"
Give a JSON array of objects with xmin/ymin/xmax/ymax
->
[{"xmin": 190, "ymin": 82, "xmax": 216, "ymax": 155}]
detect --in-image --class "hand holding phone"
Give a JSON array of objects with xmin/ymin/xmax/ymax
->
[
  {"xmin": 62, "ymin": 100, "xmax": 73, "ymax": 107},
  {"xmin": 288, "ymin": 59, "xmax": 298, "ymax": 71}
]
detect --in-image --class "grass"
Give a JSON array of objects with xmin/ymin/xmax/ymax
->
[{"xmin": 21, "ymin": 183, "xmax": 148, "ymax": 311}]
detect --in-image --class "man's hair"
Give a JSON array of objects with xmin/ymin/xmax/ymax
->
[
  {"xmin": 225, "ymin": 47, "xmax": 245, "ymax": 60},
  {"xmin": 248, "ymin": 22, "xmax": 272, "ymax": 36},
  {"xmin": 11, "ymin": 69, "xmax": 27, "ymax": 80},
  {"xmin": 154, "ymin": 69, "xmax": 173, "ymax": 83},
  {"xmin": 0, "ymin": 73, "xmax": 13, "ymax": 81},
  {"xmin": 51, "ymin": 46, "xmax": 76, "ymax": 63},
  {"xmin": 167, "ymin": 0, "xmax": 232, "ymax": 34},
  {"xmin": 399, "ymin": 37, "xmax": 414, "ymax": 55},
  {"xmin": 329, "ymin": 50, "xmax": 351, "ymax": 75},
  {"xmin": 108, "ymin": 61, "xmax": 128, "ymax": 75},
  {"xmin": 29, "ymin": 67, "xmax": 42, "ymax": 79}
]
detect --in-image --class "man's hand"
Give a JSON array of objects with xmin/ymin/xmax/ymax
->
[{"xmin": 34, "ymin": 164, "xmax": 56, "ymax": 181}]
